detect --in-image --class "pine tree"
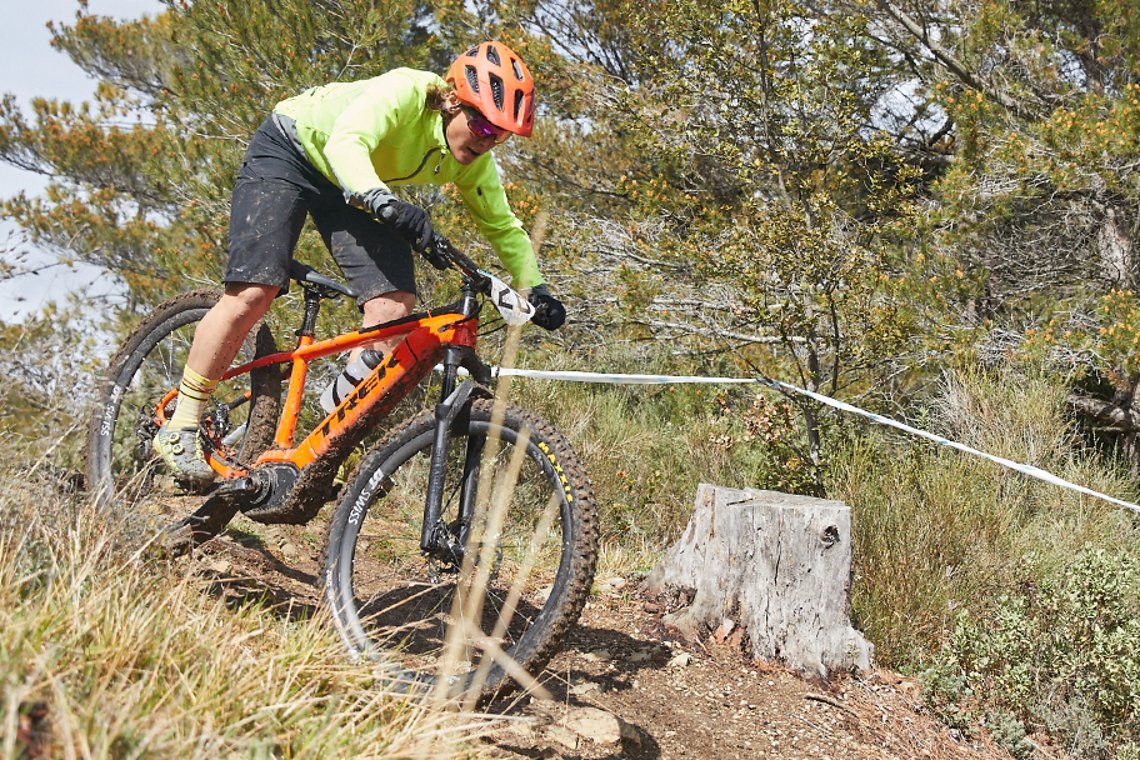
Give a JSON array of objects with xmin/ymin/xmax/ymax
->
[
  {"xmin": 0, "ymin": 0, "xmax": 437, "ymax": 323},
  {"xmin": 856, "ymin": 0, "xmax": 1140, "ymax": 465}
]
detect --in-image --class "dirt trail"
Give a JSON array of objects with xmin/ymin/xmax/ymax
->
[{"xmin": 193, "ymin": 516, "xmax": 1010, "ymax": 760}]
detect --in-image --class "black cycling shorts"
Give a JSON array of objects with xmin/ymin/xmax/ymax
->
[{"xmin": 225, "ymin": 118, "xmax": 416, "ymax": 306}]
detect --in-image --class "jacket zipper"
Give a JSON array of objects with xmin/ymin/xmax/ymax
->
[{"xmin": 384, "ymin": 147, "xmax": 443, "ymax": 183}]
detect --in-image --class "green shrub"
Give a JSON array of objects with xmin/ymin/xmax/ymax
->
[
  {"xmin": 925, "ymin": 548, "xmax": 1140, "ymax": 758},
  {"xmin": 833, "ymin": 365, "xmax": 1139, "ymax": 665}
]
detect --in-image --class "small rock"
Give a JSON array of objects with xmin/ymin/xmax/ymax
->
[
  {"xmin": 571, "ymin": 681, "xmax": 602, "ymax": 697},
  {"xmin": 668, "ymin": 652, "xmax": 692, "ymax": 668},
  {"xmin": 582, "ymin": 649, "xmax": 612, "ymax": 663},
  {"xmin": 545, "ymin": 723, "xmax": 580, "ymax": 750},
  {"xmin": 562, "ymin": 706, "xmax": 622, "ymax": 746},
  {"xmin": 628, "ymin": 648, "xmax": 655, "ymax": 664},
  {"xmin": 712, "ymin": 618, "xmax": 736, "ymax": 643},
  {"xmin": 597, "ymin": 576, "xmax": 627, "ymax": 594},
  {"xmin": 208, "ymin": 559, "xmax": 231, "ymax": 574},
  {"xmin": 535, "ymin": 585, "xmax": 554, "ymax": 604},
  {"xmin": 502, "ymin": 717, "xmax": 538, "ymax": 739}
]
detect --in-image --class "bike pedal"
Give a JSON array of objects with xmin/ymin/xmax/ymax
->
[{"xmin": 213, "ymin": 476, "xmax": 262, "ymax": 497}]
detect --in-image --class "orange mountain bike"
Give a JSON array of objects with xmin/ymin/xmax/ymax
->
[{"xmin": 85, "ymin": 239, "xmax": 599, "ymax": 695}]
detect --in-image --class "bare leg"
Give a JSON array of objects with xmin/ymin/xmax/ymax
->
[
  {"xmin": 186, "ymin": 282, "xmax": 280, "ymax": 379},
  {"xmin": 154, "ymin": 282, "xmax": 280, "ymax": 479},
  {"xmin": 353, "ymin": 290, "xmax": 416, "ymax": 360}
]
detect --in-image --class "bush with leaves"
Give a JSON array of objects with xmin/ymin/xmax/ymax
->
[{"xmin": 925, "ymin": 548, "xmax": 1140, "ymax": 758}]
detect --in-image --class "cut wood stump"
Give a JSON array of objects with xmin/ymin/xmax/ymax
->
[{"xmin": 643, "ymin": 483, "xmax": 873, "ymax": 680}]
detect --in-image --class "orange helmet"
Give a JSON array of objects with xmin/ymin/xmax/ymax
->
[{"xmin": 447, "ymin": 41, "xmax": 535, "ymax": 138}]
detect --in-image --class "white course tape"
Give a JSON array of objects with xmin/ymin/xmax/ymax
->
[
  {"xmin": 490, "ymin": 366, "xmax": 1140, "ymax": 515},
  {"xmin": 494, "ymin": 367, "xmax": 757, "ymax": 385}
]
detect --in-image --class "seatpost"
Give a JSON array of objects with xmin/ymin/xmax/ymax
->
[
  {"xmin": 299, "ymin": 285, "xmax": 323, "ymax": 338},
  {"xmin": 275, "ymin": 284, "xmax": 324, "ymax": 448}
]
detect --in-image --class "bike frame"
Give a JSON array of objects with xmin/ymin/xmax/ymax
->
[
  {"xmin": 154, "ymin": 276, "xmax": 486, "ymax": 554},
  {"xmin": 214, "ymin": 288, "xmax": 476, "ymax": 478}
]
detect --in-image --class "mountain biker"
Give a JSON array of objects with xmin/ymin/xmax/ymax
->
[{"xmin": 153, "ymin": 41, "xmax": 566, "ymax": 485}]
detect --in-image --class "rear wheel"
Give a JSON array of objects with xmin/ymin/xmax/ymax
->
[
  {"xmin": 85, "ymin": 290, "xmax": 281, "ymax": 510},
  {"xmin": 324, "ymin": 398, "xmax": 598, "ymax": 697}
]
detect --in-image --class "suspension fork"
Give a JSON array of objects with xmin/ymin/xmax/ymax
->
[{"xmin": 420, "ymin": 345, "xmax": 481, "ymax": 553}]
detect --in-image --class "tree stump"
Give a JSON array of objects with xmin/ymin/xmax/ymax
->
[{"xmin": 644, "ymin": 483, "xmax": 873, "ymax": 680}]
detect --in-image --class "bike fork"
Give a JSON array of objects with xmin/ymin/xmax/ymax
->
[{"xmin": 421, "ymin": 346, "xmax": 482, "ymax": 555}]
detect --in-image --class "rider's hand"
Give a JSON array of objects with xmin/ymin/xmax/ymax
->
[
  {"xmin": 528, "ymin": 284, "xmax": 566, "ymax": 330},
  {"xmin": 380, "ymin": 200, "xmax": 435, "ymax": 253},
  {"xmin": 379, "ymin": 200, "xmax": 451, "ymax": 270},
  {"xmin": 356, "ymin": 188, "xmax": 450, "ymax": 270},
  {"xmin": 370, "ymin": 194, "xmax": 437, "ymax": 254}
]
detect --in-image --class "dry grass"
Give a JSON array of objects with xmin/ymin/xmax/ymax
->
[
  {"xmin": 832, "ymin": 365, "xmax": 1140, "ymax": 667},
  {"xmin": 0, "ymin": 318, "xmax": 592, "ymax": 758},
  {"xmin": 0, "ymin": 470, "xmax": 488, "ymax": 759}
]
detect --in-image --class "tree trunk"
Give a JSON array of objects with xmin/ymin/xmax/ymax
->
[
  {"xmin": 644, "ymin": 484, "xmax": 873, "ymax": 681},
  {"xmin": 1097, "ymin": 204, "xmax": 1136, "ymax": 288}
]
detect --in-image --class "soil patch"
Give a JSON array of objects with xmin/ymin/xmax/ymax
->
[{"xmin": 185, "ymin": 518, "xmax": 1010, "ymax": 760}]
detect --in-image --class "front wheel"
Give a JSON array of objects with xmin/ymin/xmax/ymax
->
[{"xmin": 323, "ymin": 398, "xmax": 599, "ymax": 697}]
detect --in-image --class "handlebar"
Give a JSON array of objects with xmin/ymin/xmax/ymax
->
[
  {"xmin": 428, "ymin": 236, "xmax": 492, "ymax": 292},
  {"xmin": 424, "ymin": 236, "xmax": 537, "ymax": 327}
]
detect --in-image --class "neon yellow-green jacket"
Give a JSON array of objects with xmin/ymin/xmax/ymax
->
[{"xmin": 274, "ymin": 68, "xmax": 542, "ymax": 288}]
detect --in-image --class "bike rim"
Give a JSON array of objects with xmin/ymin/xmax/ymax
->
[
  {"xmin": 96, "ymin": 306, "xmax": 262, "ymax": 506},
  {"xmin": 335, "ymin": 418, "xmax": 577, "ymax": 692}
]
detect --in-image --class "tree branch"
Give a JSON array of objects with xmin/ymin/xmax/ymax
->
[
  {"xmin": 874, "ymin": 0, "xmax": 1033, "ymax": 119},
  {"xmin": 1068, "ymin": 393, "xmax": 1140, "ymax": 431}
]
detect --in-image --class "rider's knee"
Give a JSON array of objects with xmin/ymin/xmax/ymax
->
[
  {"xmin": 362, "ymin": 291, "xmax": 416, "ymax": 324},
  {"xmin": 221, "ymin": 282, "xmax": 278, "ymax": 320}
]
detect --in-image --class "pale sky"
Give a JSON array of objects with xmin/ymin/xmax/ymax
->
[{"xmin": 0, "ymin": 0, "xmax": 158, "ymax": 321}]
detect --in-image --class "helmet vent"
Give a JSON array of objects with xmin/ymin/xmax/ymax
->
[
  {"xmin": 465, "ymin": 66, "xmax": 480, "ymax": 93},
  {"xmin": 489, "ymin": 73, "xmax": 504, "ymax": 109},
  {"xmin": 512, "ymin": 59, "xmax": 525, "ymax": 80},
  {"xmin": 513, "ymin": 90, "xmax": 524, "ymax": 120},
  {"xmin": 486, "ymin": 45, "xmax": 501, "ymax": 66}
]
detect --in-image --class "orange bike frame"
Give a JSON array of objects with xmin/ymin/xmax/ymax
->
[{"xmin": 202, "ymin": 309, "xmax": 479, "ymax": 479}]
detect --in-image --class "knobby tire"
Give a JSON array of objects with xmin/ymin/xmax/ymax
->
[{"xmin": 324, "ymin": 398, "xmax": 599, "ymax": 698}]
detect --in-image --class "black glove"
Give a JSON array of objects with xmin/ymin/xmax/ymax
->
[
  {"xmin": 381, "ymin": 201, "xmax": 451, "ymax": 270},
  {"xmin": 528, "ymin": 283, "xmax": 566, "ymax": 330},
  {"xmin": 378, "ymin": 199, "xmax": 435, "ymax": 251},
  {"xmin": 357, "ymin": 189, "xmax": 443, "ymax": 264}
]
